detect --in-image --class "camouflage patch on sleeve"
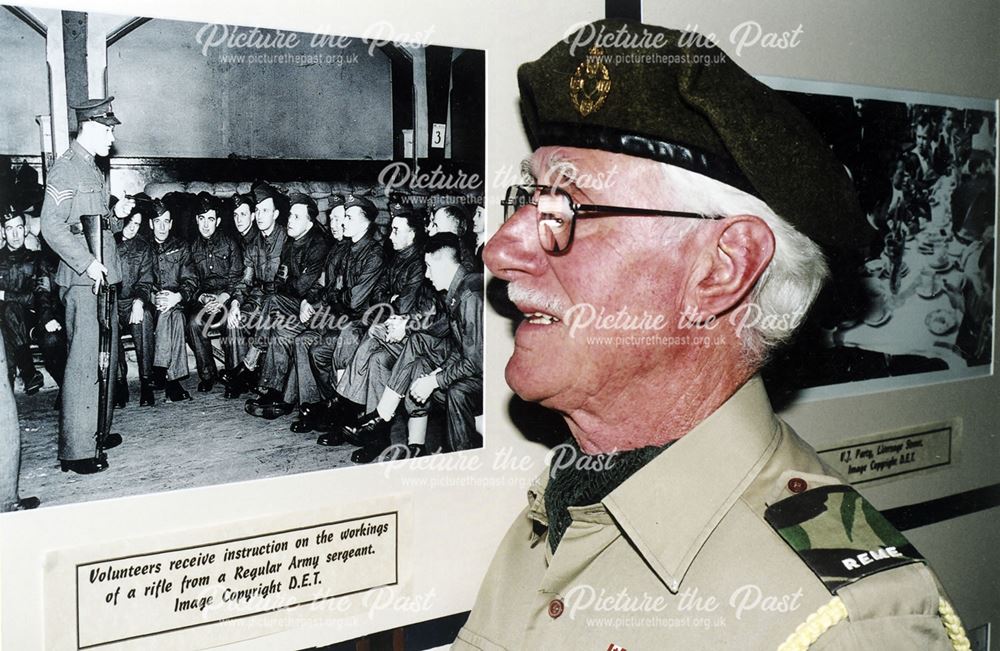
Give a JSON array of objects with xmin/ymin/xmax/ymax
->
[{"xmin": 765, "ymin": 484, "xmax": 924, "ymax": 593}]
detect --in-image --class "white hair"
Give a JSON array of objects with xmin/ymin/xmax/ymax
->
[{"xmin": 659, "ymin": 164, "xmax": 830, "ymax": 365}]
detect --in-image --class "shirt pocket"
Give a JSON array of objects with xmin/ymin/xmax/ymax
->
[{"xmin": 75, "ymin": 183, "xmax": 107, "ymax": 217}]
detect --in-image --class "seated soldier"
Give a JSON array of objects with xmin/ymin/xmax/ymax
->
[
  {"xmin": 341, "ymin": 233, "xmax": 483, "ymax": 462},
  {"xmin": 187, "ymin": 193, "xmax": 244, "ymax": 393},
  {"xmin": 147, "ymin": 199, "xmax": 198, "ymax": 402},
  {"xmin": 217, "ymin": 193, "xmax": 258, "ymax": 397},
  {"xmin": 296, "ymin": 207, "xmax": 420, "ymax": 434},
  {"xmin": 427, "ymin": 203, "xmax": 478, "ymax": 270},
  {"xmin": 292, "ymin": 195, "xmax": 386, "ymax": 428},
  {"xmin": 287, "ymin": 195, "xmax": 349, "ymax": 430},
  {"xmin": 223, "ymin": 184, "xmax": 288, "ymax": 397},
  {"xmin": 0, "ymin": 210, "xmax": 65, "ymax": 394},
  {"xmin": 245, "ymin": 192, "xmax": 330, "ymax": 419},
  {"xmin": 115, "ymin": 207, "xmax": 155, "ymax": 407},
  {"xmin": 471, "ymin": 203, "xmax": 485, "ymax": 272}
]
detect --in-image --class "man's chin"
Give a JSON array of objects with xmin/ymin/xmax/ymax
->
[{"xmin": 504, "ymin": 355, "xmax": 560, "ymax": 405}]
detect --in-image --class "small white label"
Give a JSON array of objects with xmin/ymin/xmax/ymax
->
[
  {"xmin": 818, "ymin": 421, "xmax": 955, "ymax": 484},
  {"xmin": 431, "ymin": 122, "xmax": 446, "ymax": 149},
  {"xmin": 402, "ymin": 129, "xmax": 414, "ymax": 158}
]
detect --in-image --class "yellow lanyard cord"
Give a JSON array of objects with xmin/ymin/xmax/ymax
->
[{"xmin": 776, "ymin": 597, "xmax": 970, "ymax": 651}]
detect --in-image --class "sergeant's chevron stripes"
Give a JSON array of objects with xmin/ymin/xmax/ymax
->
[{"xmin": 45, "ymin": 185, "xmax": 75, "ymax": 206}]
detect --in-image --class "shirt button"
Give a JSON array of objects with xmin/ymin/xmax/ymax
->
[
  {"xmin": 548, "ymin": 599, "xmax": 564, "ymax": 619},
  {"xmin": 787, "ymin": 477, "xmax": 808, "ymax": 494}
]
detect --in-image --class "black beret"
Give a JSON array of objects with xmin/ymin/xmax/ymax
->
[
  {"xmin": 0, "ymin": 210, "xmax": 24, "ymax": 227},
  {"xmin": 344, "ymin": 194, "xmax": 378, "ymax": 220},
  {"xmin": 253, "ymin": 183, "xmax": 279, "ymax": 206},
  {"xmin": 517, "ymin": 19, "xmax": 865, "ymax": 252},
  {"xmin": 195, "ymin": 191, "xmax": 217, "ymax": 216},
  {"xmin": 231, "ymin": 193, "xmax": 255, "ymax": 210},
  {"xmin": 328, "ymin": 193, "xmax": 346, "ymax": 208},
  {"xmin": 288, "ymin": 192, "xmax": 318, "ymax": 217}
]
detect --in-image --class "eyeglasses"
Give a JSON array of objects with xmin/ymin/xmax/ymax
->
[{"xmin": 501, "ymin": 184, "xmax": 721, "ymax": 254}]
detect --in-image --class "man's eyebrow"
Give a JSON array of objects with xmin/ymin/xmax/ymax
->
[{"xmin": 520, "ymin": 158, "xmax": 536, "ymax": 182}]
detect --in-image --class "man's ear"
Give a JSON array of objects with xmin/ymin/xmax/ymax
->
[{"xmin": 686, "ymin": 215, "xmax": 775, "ymax": 319}]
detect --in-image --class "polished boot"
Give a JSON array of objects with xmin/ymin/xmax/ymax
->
[
  {"xmin": 350, "ymin": 443, "xmax": 389, "ymax": 464},
  {"xmin": 222, "ymin": 366, "xmax": 245, "ymax": 399},
  {"xmin": 61, "ymin": 453, "xmax": 109, "ymax": 474},
  {"xmin": 151, "ymin": 366, "xmax": 167, "ymax": 390},
  {"xmin": 97, "ymin": 432, "xmax": 123, "ymax": 451},
  {"xmin": 139, "ymin": 379, "xmax": 155, "ymax": 406},
  {"xmin": 165, "ymin": 380, "xmax": 192, "ymax": 402},
  {"xmin": 316, "ymin": 430, "xmax": 345, "ymax": 446},
  {"xmin": 8, "ymin": 496, "xmax": 41, "ymax": 510},
  {"xmin": 22, "ymin": 369, "xmax": 44, "ymax": 395},
  {"xmin": 114, "ymin": 379, "xmax": 129, "ymax": 408},
  {"xmin": 245, "ymin": 389, "xmax": 293, "ymax": 419},
  {"xmin": 292, "ymin": 400, "xmax": 333, "ymax": 433},
  {"xmin": 16, "ymin": 348, "xmax": 43, "ymax": 395},
  {"xmin": 380, "ymin": 442, "xmax": 428, "ymax": 462},
  {"xmin": 342, "ymin": 411, "xmax": 391, "ymax": 448},
  {"xmin": 197, "ymin": 378, "xmax": 215, "ymax": 393}
]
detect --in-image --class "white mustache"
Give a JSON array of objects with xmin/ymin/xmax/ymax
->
[{"xmin": 506, "ymin": 284, "xmax": 569, "ymax": 317}]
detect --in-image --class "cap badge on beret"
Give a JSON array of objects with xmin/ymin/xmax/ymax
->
[{"xmin": 569, "ymin": 47, "xmax": 612, "ymax": 117}]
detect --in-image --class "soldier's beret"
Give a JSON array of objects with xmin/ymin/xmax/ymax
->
[
  {"xmin": 288, "ymin": 192, "xmax": 318, "ymax": 218},
  {"xmin": 231, "ymin": 193, "xmax": 255, "ymax": 210},
  {"xmin": 151, "ymin": 199, "xmax": 169, "ymax": 217},
  {"xmin": 517, "ymin": 19, "xmax": 865, "ymax": 252},
  {"xmin": 71, "ymin": 96, "xmax": 121, "ymax": 127},
  {"xmin": 195, "ymin": 191, "xmax": 217, "ymax": 216},
  {"xmin": 344, "ymin": 194, "xmax": 378, "ymax": 220},
  {"xmin": 328, "ymin": 194, "xmax": 346, "ymax": 208},
  {"xmin": 0, "ymin": 210, "xmax": 24, "ymax": 227},
  {"xmin": 253, "ymin": 183, "xmax": 279, "ymax": 206}
]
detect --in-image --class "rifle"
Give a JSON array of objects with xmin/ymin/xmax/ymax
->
[{"xmin": 80, "ymin": 214, "xmax": 120, "ymax": 460}]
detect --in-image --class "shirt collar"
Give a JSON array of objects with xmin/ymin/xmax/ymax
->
[
  {"xmin": 71, "ymin": 140, "xmax": 96, "ymax": 165},
  {"xmin": 524, "ymin": 376, "xmax": 781, "ymax": 593},
  {"xmin": 446, "ymin": 266, "xmax": 469, "ymax": 304}
]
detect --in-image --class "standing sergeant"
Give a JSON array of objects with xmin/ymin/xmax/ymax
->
[{"xmin": 39, "ymin": 97, "xmax": 134, "ymax": 474}]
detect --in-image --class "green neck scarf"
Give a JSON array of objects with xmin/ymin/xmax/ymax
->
[{"xmin": 544, "ymin": 438, "xmax": 674, "ymax": 552}]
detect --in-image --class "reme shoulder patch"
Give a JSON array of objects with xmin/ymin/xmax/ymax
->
[{"xmin": 764, "ymin": 484, "xmax": 924, "ymax": 593}]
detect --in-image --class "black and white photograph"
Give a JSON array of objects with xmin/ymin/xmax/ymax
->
[
  {"xmin": 758, "ymin": 79, "xmax": 996, "ymax": 401},
  {"xmin": 0, "ymin": 5, "xmax": 485, "ymax": 512}
]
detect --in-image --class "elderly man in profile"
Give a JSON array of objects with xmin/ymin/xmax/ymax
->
[{"xmin": 455, "ymin": 19, "xmax": 968, "ymax": 651}]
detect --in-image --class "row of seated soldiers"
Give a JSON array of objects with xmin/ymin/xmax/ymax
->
[
  {"xmin": 2, "ymin": 182, "xmax": 485, "ymax": 462},
  {"xmin": 0, "ymin": 210, "xmax": 66, "ymax": 395}
]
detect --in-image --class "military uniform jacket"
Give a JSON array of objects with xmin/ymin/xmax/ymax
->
[
  {"xmin": 437, "ymin": 267, "xmax": 482, "ymax": 389},
  {"xmin": 239, "ymin": 226, "xmax": 287, "ymax": 301},
  {"xmin": 454, "ymin": 377, "xmax": 956, "ymax": 650},
  {"xmin": 150, "ymin": 235, "xmax": 197, "ymax": 304},
  {"xmin": 274, "ymin": 225, "xmax": 330, "ymax": 303},
  {"xmin": 320, "ymin": 232, "xmax": 385, "ymax": 320},
  {"xmin": 117, "ymin": 235, "xmax": 154, "ymax": 304},
  {"xmin": 190, "ymin": 231, "xmax": 243, "ymax": 299},
  {"xmin": 39, "ymin": 141, "xmax": 122, "ymax": 286},
  {"xmin": 377, "ymin": 243, "xmax": 424, "ymax": 317},
  {"xmin": 0, "ymin": 247, "xmax": 46, "ymax": 309}
]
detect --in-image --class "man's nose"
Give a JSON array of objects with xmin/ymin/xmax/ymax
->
[{"xmin": 483, "ymin": 206, "xmax": 546, "ymax": 281}]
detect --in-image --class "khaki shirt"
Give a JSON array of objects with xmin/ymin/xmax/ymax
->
[
  {"xmin": 454, "ymin": 377, "xmax": 954, "ymax": 650},
  {"xmin": 39, "ymin": 141, "xmax": 122, "ymax": 286}
]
